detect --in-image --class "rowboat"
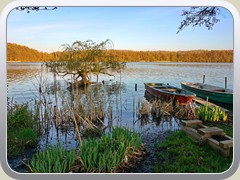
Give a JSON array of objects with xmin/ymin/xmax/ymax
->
[
  {"xmin": 144, "ymin": 83, "xmax": 196, "ymax": 105},
  {"xmin": 181, "ymin": 82, "xmax": 233, "ymax": 105}
]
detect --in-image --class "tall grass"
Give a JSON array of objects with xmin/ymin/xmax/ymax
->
[
  {"xmin": 78, "ymin": 127, "xmax": 143, "ymax": 173},
  {"xmin": 27, "ymin": 127, "xmax": 144, "ymax": 173},
  {"xmin": 27, "ymin": 143, "xmax": 76, "ymax": 173}
]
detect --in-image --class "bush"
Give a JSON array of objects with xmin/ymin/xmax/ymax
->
[
  {"xmin": 7, "ymin": 103, "xmax": 39, "ymax": 158},
  {"xmin": 18, "ymin": 128, "xmax": 38, "ymax": 147},
  {"xmin": 8, "ymin": 104, "xmax": 36, "ymax": 130}
]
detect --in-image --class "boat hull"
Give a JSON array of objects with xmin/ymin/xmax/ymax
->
[
  {"xmin": 181, "ymin": 82, "xmax": 233, "ymax": 105},
  {"xmin": 144, "ymin": 83, "xmax": 195, "ymax": 105}
]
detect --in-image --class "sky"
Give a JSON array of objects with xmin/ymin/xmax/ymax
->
[{"xmin": 7, "ymin": 7, "xmax": 233, "ymax": 53}]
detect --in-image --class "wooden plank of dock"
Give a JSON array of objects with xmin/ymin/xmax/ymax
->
[
  {"xmin": 181, "ymin": 120, "xmax": 202, "ymax": 127},
  {"xmin": 193, "ymin": 97, "xmax": 229, "ymax": 112},
  {"xmin": 197, "ymin": 127, "xmax": 225, "ymax": 136}
]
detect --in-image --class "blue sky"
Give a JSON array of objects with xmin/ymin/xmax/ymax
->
[{"xmin": 7, "ymin": 7, "xmax": 233, "ymax": 53}]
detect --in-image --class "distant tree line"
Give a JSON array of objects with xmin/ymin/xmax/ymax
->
[
  {"xmin": 7, "ymin": 43, "xmax": 53, "ymax": 62},
  {"xmin": 110, "ymin": 50, "xmax": 233, "ymax": 63},
  {"xmin": 7, "ymin": 43, "xmax": 233, "ymax": 63}
]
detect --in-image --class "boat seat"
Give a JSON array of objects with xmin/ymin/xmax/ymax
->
[
  {"xmin": 162, "ymin": 88, "xmax": 176, "ymax": 92},
  {"xmin": 213, "ymin": 89, "xmax": 226, "ymax": 92}
]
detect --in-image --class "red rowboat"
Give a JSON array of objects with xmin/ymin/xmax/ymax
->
[{"xmin": 144, "ymin": 82, "xmax": 196, "ymax": 105}]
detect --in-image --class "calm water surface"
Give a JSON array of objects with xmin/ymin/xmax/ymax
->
[{"xmin": 7, "ymin": 62, "xmax": 233, "ymax": 102}]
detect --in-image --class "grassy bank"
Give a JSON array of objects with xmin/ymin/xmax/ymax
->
[
  {"xmin": 7, "ymin": 102, "xmax": 39, "ymax": 158},
  {"xmin": 154, "ymin": 130, "xmax": 233, "ymax": 173}
]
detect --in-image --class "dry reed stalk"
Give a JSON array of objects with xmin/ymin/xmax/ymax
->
[
  {"xmin": 59, "ymin": 109, "xmax": 63, "ymax": 126},
  {"xmin": 174, "ymin": 102, "xmax": 196, "ymax": 119},
  {"xmin": 97, "ymin": 103, "xmax": 105, "ymax": 122},
  {"xmin": 53, "ymin": 71, "xmax": 58, "ymax": 129},
  {"xmin": 116, "ymin": 90, "xmax": 119, "ymax": 125},
  {"xmin": 76, "ymin": 114, "xmax": 98, "ymax": 130},
  {"xmin": 139, "ymin": 100, "xmax": 150, "ymax": 116},
  {"xmin": 63, "ymin": 99, "xmax": 68, "ymax": 123},
  {"xmin": 96, "ymin": 116, "xmax": 106, "ymax": 127},
  {"xmin": 89, "ymin": 93, "xmax": 96, "ymax": 122},
  {"xmin": 60, "ymin": 91, "xmax": 82, "ymax": 146},
  {"xmin": 38, "ymin": 64, "xmax": 43, "ymax": 128},
  {"xmin": 151, "ymin": 100, "xmax": 157, "ymax": 116},
  {"xmin": 162, "ymin": 101, "xmax": 173, "ymax": 115},
  {"xmin": 108, "ymin": 105, "xmax": 113, "ymax": 123},
  {"xmin": 132, "ymin": 94, "xmax": 135, "ymax": 114}
]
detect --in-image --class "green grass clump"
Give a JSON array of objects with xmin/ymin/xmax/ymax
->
[
  {"xmin": 79, "ymin": 127, "xmax": 142, "ymax": 173},
  {"xmin": 196, "ymin": 104, "xmax": 228, "ymax": 122},
  {"xmin": 17, "ymin": 128, "xmax": 38, "ymax": 146},
  {"xmin": 7, "ymin": 103, "xmax": 39, "ymax": 157},
  {"xmin": 28, "ymin": 143, "xmax": 76, "ymax": 173},
  {"xmin": 27, "ymin": 127, "xmax": 142, "ymax": 173},
  {"xmin": 154, "ymin": 131, "xmax": 232, "ymax": 173}
]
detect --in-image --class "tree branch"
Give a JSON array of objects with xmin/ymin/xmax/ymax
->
[{"xmin": 177, "ymin": 7, "xmax": 220, "ymax": 33}]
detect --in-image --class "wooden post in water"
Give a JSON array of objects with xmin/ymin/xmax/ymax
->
[
  {"xmin": 225, "ymin": 77, "xmax": 227, "ymax": 89},
  {"xmin": 135, "ymin": 83, "xmax": 137, "ymax": 91},
  {"xmin": 203, "ymin": 75, "xmax": 205, "ymax": 84}
]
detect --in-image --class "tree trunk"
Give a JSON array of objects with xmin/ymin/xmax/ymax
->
[{"xmin": 82, "ymin": 72, "xmax": 89, "ymax": 85}]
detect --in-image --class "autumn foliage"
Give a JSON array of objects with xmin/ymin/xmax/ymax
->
[
  {"xmin": 7, "ymin": 43, "xmax": 233, "ymax": 63},
  {"xmin": 7, "ymin": 43, "xmax": 53, "ymax": 62}
]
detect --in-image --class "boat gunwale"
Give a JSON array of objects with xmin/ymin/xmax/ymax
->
[
  {"xmin": 181, "ymin": 82, "xmax": 233, "ymax": 95},
  {"xmin": 144, "ymin": 83, "xmax": 196, "ymax": 97}
]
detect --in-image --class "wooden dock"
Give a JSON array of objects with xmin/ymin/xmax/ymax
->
[
  {"xmin": 181, "ymin": 120, "xmax": 233, "ymax": 157},
  {"xmin": 193, "ymin": 96, "xmax": 229, "ymax": 112}
]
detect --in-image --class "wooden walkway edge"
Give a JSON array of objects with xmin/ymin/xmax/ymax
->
[{"xmin": 193, "ymin": 97, "xmax": 229, "ymax": 112}]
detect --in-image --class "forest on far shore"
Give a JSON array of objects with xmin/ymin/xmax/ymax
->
[{"xmin": 7, "ymin": 43, "xmax": 233, "ymax": 63}]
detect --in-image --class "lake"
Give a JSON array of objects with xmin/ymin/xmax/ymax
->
[
  {"xmin": 7, "ymin": 62, "xmax": 233, "ymax": 102},
  {"xmin": 7, "ymin": 62, "xmax": 233, "ymax": 171}
]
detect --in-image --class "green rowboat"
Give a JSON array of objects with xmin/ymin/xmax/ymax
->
[{"xmin": 181, "ymin": 82, "xmax": 233, "ymax": 105}]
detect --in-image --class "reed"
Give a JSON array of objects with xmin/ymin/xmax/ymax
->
[
  {"xmin": 53, "ymin": 71, "xmax": 59, "ymax": 130},
  {"xmin": 139, "ymin": 99, "xmax": 150, "ymax": 118},
  {"xmin": 174, "ymin": 102, "xmax": 196, "ymax": 120},
  {"xmin": 60, "ymin": 91, "xmax": 83, "ymax": 146},
  {"xmin": 21, "ymin": 73, "xmax": 128, "ymax": 149},
  {"xmin": 150, "ymin": 99, "xmax": 173, "ymax": 117},
  {"xmin": 143, "ymin": 98, "xmax": 198, "ymax": 120}
]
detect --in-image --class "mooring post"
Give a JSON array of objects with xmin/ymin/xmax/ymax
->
[
  {"xmin": 225, "ymin": 77, "xmax": 227, "ymax": 89},
  {"xmin": 135, "ymin": 83, "xmax": 137, "ymax": 91},
  {"xmin": 203, "ymin": 75, "xmax": 205, "ymax": 84}
]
